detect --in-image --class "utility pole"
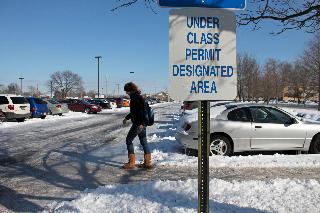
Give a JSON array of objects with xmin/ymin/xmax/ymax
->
[
  {"xmin": 95, "ymin": 56, "xmax": 102, "ymax": 98},
  {"xmin": 19, "ymin": 77, "xmax": 24, "ymax": 96},
  {"xmin": 36, "ymin": 83, "xmax": 39, "ymax": 97},
  {"xmin": 105, "ymin": 75, "xmax": 108, "ymax": 98},
  {"xmin": 50, "ymin": 81, "xmax": 53, "ymax": 98},
  {"xmin": 116, "ymin": 84, "xmax": 120, "ymax": 96}
]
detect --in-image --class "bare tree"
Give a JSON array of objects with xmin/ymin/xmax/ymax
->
[
  {"xmin": 302, "ymin": 32, "xmax": 320, "ymax": 110},
  {"xmin": 238, "ymin": 0, "xmax": 320, "ymax": 34},
  {"xmin": 113, "ymin": 0, "xmax": 320, "ymax": 34},
  {"xmin": 5, "ymin": 83, "xmax": 20, "ymax": 95},
  {"xmin": 237, "ymin": 53, "xmax": 261, "ymax": 101},
  {"xmin": 261, "ymin": 59, "xmax": 281, "ymax": 103},
  {"xmin": 26, "ymin": 86, "xmax": 38, "ymax": 97},
  {"xmin": 86, "ymin": 90, "xmax": 96, "ymax": 98},
  {"xmin": 0, "ymin": 84, "xmax": 5, "ymax": 93},
  {"xmin": 237, "ymin": 54, "xmax": 245, "ymax": 101},
  {"xmin": 111, "ymin": 0, "xmax": 157, "ymax": 13},
  {"xmin": 48, "ymin": 71, "xmax": 84, "ymax": 99},
  {"xmin": 279, "ymin": 62, "xmax": 294, "ymax": 101}
]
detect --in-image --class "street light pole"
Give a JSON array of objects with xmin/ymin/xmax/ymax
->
[
  {"xmin": 95, "ymin": 56, "xmax": 102, "ymax": 98},
  {"xmin": 19, "ymin": 77, "xmax": 24, "ymax": 96}
]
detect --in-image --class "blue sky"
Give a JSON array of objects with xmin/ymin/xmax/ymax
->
[{"xmin": 0, "ymin": 0, "xmax": 313, "ymax": 95}]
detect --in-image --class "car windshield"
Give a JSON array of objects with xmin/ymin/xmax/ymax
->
[
  {"xmin": 48, "ymin": 99, "xmax": 59, "ymax": 104},
  {"xmin": 10, "ymin": 97, "xmax": 29, "ymax": 104},
  {"xmin": 81, "ymin": 100, "xmax": 91, "ymax": 105}
]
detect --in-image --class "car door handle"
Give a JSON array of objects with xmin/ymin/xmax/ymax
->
[{"xmin": 255, "ymin": 126, "xmax": 262, "ymax": 128}]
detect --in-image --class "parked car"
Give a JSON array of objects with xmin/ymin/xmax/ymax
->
[
  {"xmin": 0, "ymin": 94, "xmax": 30, "ymax": 122},
  {"xmin": 176, "ymin": 103, "xmax": 320, "ymax": 156},
  {"xmin": 106, "ymin": 98, "xmax": 117, "ymax": 108},
  {"xmin": 45, "ymin": 99, "xmax": 69, "ymax": 115},
  {"xmin": 122, "ymin": 99, "xmax": 130, "ymax": 107},
  {"xmin": 67, "ymin": 99, "xmax": 101, "ymax": 114},
  {"xmin": 26, "ymin": 97, "xmax": 49, "ymax": 119},
  {"xmin": 181, "ymin": 101, "xmax": 235, "ymax": 116},
  {"xmin": 107, "ymin": 98, "xmax": 117, "ymax": 108},
  {"xmin": 58, "ymin": 99, "xmax": 76, "ymax": 104},
  {"xmin": 0, "ymin": 109, "xmax": 5, "ymax": 122},
  {"xmin": 182, "ymin": 101, "xmax": 198, "ymax": 111},
  {"xmin": 146, "ymin": 98, "xmax": 157, "ymax": 105},
  {"xmin": 87, "ymin": 99, "xmax": 111, "ymax": 109},
  {"xmin": 116, "ymin": 98, "xmax": 123, "ymax": 108}
]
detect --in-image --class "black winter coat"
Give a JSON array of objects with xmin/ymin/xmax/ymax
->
[{"xmin": 125, "ymin": 92, "xmax": 145, "ymax": 125}]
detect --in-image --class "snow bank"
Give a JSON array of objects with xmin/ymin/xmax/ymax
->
[
  {"xmin": 47, "ymin": 178, "xmax": 320, "ymax": 213},
  {"xmin": 0, "ymin": 111, "xmax": 90, "ymax": 129},
  {"xmin": 146, "ymin": 130, "xmax": 320, "ymax": 168},
  {"xmin": 282, "ymin": 107, "xmax": 320, "ymax": 122}
]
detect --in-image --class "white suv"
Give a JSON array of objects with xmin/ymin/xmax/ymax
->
[{"xmin": 0, "ymin": 94, "xmax": 31, "ymax": 122}]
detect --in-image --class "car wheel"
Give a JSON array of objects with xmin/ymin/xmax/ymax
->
[
  {"xmin": 49, "ymin": 110, "xmax": 52, "ymax": 115},
  {"xmin": 309, "ymin": 135, "xmax": 320, "ymax": 154},
  {"xmin": 41, "ymin": 116, "xmax": 46, "ymax": 119},
  {"xmin": 16, "ymin": 118, "xmax": 25, "ymax": 122},
  {"xmin": 58, "ymin": 113, "xmax": 62, "ymax": 116},
  {"xmin": 85, "ymin": 108, "xmax": 91, "ymax": 114},
  {"xmin": 210, "ymin": 135, "xmax": 232, "ymax": 156}
]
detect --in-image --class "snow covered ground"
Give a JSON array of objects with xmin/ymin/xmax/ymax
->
[
  {"xmin": 48, "ymin": 178, "xmax": 320, "ymax": 213},
  {"xmin": 44, "ymin": 103, "xmax": 320, "ymax": 213}
]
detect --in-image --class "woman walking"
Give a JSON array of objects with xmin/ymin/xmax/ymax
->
[{"xmin": 122, "ymin": 82, "xmax": 152, "ymax": 169}]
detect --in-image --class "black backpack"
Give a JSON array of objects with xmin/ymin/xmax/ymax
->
[{"xmin": 144, "ymin": 100, "xmax": 155, "ymax": 126}]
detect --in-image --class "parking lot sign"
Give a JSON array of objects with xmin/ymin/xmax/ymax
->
[{"xmin": 169, "ymin": 8, "xmax": 236, "ymax": 101}]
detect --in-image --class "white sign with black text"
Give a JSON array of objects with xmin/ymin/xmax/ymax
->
[{"xmin": 169, "ymin": 9, "xmax": 236, "ymax": 101}]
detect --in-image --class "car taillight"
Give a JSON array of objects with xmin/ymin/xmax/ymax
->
[
  {"xmin": 31, "ymin": 107, "xmax": 36, "ymax": 112},
  {"xmin": 184, "ymin": 103, "xmax": 192, "ymax": 110},
  {"xmin": 56, "ymin": 105, "xmax": 61, "ymax": 108},
  {"xmin": 8, "ymin": 105, "xmax": 14, "ymax": 110},
  {"xmin": 184, "ymin": 123, "xmax": 191, "ymax": 131}
]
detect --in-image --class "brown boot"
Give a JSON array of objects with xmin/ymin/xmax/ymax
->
[
  {"xmin": 139, "ymin": 153, "xmax": 152, "ymax": 169},
  {"xmin": 123, "ymin": 154, "xmax": 136, "ymax": 169}
]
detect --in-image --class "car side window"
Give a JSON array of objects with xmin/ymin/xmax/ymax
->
[
  {"xmin": 227, "ymin": 108, "xmax": 251, "ymax": 122},
  {"xmin": 250, "ymin": 107, "xmax": 292, "ymax": 124},
  {"xmin": 34, "ymin": 98, "xmax": 47, "ymax": 104},
  {"xmin": 0, "ymin": 96, "xmax": 9, "ymax": 105}
]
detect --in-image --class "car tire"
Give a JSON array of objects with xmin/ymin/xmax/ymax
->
[
  {"xmin": 58, "ymin": 113, "xmax": 62, "ymax": 116},
  {"xmin": 309, "ymin": 134, "xmax": 320, "ymax": 154},
  {"xmin": 49, "ymin": 110, "xmax": 52, "ymax": 115},
  {"xmin": 85, "ymin": 108, "xmax": 91, "ymax": 114},
  {"xmin": 210, "ymin": 135, "xmax": 233, "ymax": 156},
  {"xmin": 41, "ymin": 116, "xmax": 46, "ymax": 119},
  {"xmin": 16, "ymin": 118, "xmax": 25, "ymax": 122}
]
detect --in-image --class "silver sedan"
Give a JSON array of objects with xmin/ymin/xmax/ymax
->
[
  {"xmin": 176, "ymin": 104, "xmax": 320, "ymax": 156},
  {"xmin": 45, "ymin": 99, "xmax": 69, "ymax": 116}
]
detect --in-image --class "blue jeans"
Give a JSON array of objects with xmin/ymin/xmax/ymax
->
[{"xmin": 126, "ymin": 124, "xmax": 150, "ymax": 155}]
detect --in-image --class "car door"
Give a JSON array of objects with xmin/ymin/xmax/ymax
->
[
  {"xmin": 215, "ymin": 107, "xmax": 252, "ymax": 151},
  {"xmin": 79, "ymin": 101, "xmax": 87, "ymax": 111},
  {"xmin": 68, "ymin": 100, "xmax": 77, "ymax": 111},
  {"xmin": 249, "ymin": 106, "xmax": 306, "ymax": 149}
]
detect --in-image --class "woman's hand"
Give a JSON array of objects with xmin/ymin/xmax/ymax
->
[
  {"xmin": 123, "ymin": 118, "xmax": 127, "ymax": 125},
  {"xmin": 138, "ymin": 124, "xmax": 144, "ymax": 131}
]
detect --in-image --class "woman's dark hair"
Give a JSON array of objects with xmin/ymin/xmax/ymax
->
[{"xmin": 124, "ymin": 82, "xmax": 139, "ymax": 92}]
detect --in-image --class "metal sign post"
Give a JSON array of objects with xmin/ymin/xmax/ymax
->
[
  {"xmin": 198, "ymin": 100, "xmax": 210, "ymax": 213},
  {"xmin": 162, "ymin": 1, "xmax": 243, "ymax": 212}
]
